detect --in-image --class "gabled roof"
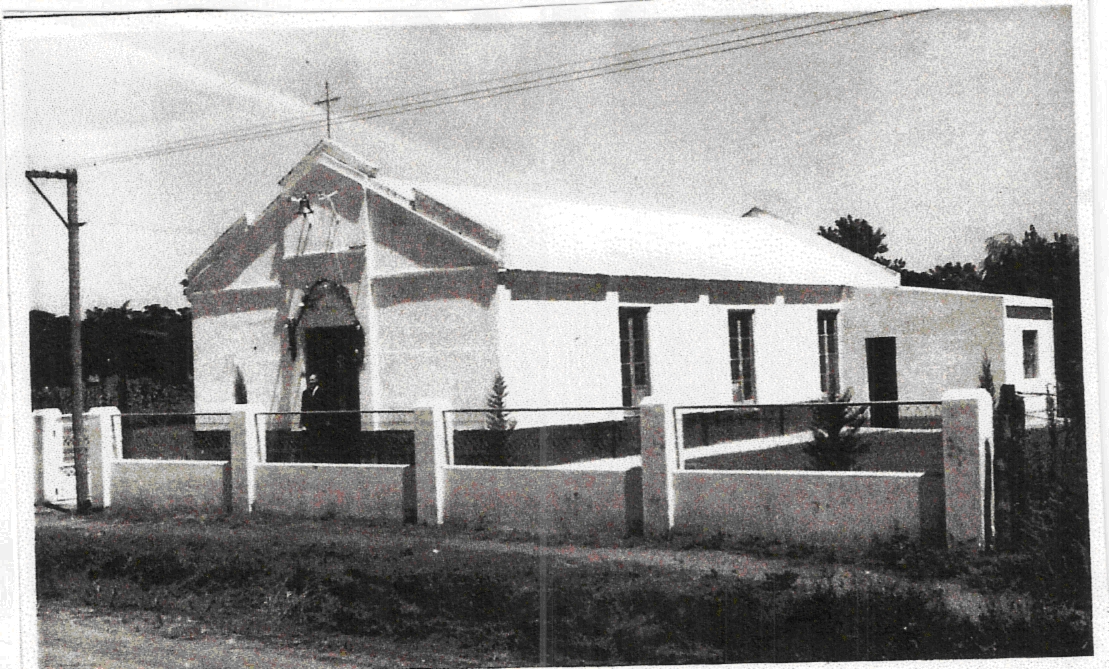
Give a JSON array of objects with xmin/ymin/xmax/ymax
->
[
  {"xmin": 373, "ymin": 179, "xmax": 902, "ymax": 288},
  {"xmin": 188, "ymin": 140, "xmax": 903, "ymax": 292},
  {"xmin": 278, "ymin": 139, "xmax": 379, "ymax": 189}
]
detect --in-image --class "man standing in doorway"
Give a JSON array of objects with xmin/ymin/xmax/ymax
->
[{"xmin": 300, "ymin": 373, "xmax": 330, "ymax": 461}]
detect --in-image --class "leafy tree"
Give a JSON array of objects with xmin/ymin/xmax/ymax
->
[
  {"xmin": 818, "ymin": 215, "xmax": 907, "ymax": 270},
  {"xmin": 978, "ymin": 226, "xmax": 1082, "ymax": 420},
  {"xmin": 804, "ymin": 389, "xmax": 869, "ymax": 471},
  {"xmin": 901, "ymin": 262, "xmax": 984, "ymax": 291},
  {"xmin": 29, "ymin": 302, "xmax": 194, "ymax": 411}
]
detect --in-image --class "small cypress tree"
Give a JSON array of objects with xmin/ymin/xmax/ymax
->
[
  {"xmin": 484, "ymin": 373, "xmax": 516, "ymax": 464},
  {"xmin": 979, "ymin": 350, "xmax": 997, "ymax": 403},
  {"xmin": 804, "ymin": 388, "xmax": 869, "ymax": 471},
  {"xmin": 233, "ymin": 367, "xmax": 248, "ymax": 405}
]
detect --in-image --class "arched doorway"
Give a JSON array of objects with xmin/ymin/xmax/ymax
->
[
  {"xmin": 295, "ymin": 280, "xmax": 363, "ymax": 410},
  {"xmin": 289, "ymin": 281, "xmax": 364, "ymax": 461}
]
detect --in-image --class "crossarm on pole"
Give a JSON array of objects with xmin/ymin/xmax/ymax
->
[{"xmin": 24, "ymin": 172, "xmax": 70, "ymax": 227}]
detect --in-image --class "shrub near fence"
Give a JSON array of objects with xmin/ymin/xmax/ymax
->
[{"xmin": 677, "ymin": 401, "xmax": 943, "ymax": 454}]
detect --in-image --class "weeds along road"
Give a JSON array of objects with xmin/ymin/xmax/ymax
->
[{"xmin": 35, "ymin": 511, "xmax": 1085, "ymax": 666}]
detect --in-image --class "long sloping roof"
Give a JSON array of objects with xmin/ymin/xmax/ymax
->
[
  {"xmin": 373, "ymin": 175, "xmax": 901, "ymax": 287},
  {"xmin": 190, "ymin": 140, "xmax": 902, "ymax": 290}
]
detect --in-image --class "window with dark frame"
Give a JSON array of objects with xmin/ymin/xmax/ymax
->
[
  {"xmin": 818, "ymin": 310, "xmax": 840, "ymax": 395},
  {"xmin": 619, "ymin": 307, "xmax": 651, "ymax": 407},
  {"xmin": 729, "ymin": 310, "xmax": 756, "ymax": 402},
  {"xmin": 1023, "ymin": 330, "xmax": 1039, "ymax": 379}
]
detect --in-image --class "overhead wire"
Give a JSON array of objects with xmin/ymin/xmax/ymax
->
[
  {"xmin": 85, "ymin": 11, "xmax": 912, "ymax": 165},
  {"xmin": 80, "ymin": 13, "xmax": 814, "ymax": 165},
  {"xmin": 80, "ymin": 10, "xmax": 931, "ymax": 167}
]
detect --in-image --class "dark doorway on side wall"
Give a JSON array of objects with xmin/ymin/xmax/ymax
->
[
  {"xmin": 865, "ymin": 336, "xmax": 899, "ymax": 428},
  {"xmin": 304, "ymin": 326, "xmax": 361, "ymax": 411}
]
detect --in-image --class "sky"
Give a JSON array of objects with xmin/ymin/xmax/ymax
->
[{"xmin": 4, "ymin": 2, "xmax": 1079, "ymax": 314}]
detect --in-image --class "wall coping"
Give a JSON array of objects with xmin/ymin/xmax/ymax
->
[
  {"xmin": 445, "ymin": 465, "xmax": 627, "ymax": 474},
  {"xmin": 677, "ymin": 469, "xmax": 926, "ymax": 479},
  {"xmin": 941, "ymin": 388, "xmax": 993, "ymax": 403},
  {"xmin": 116, "ymin": 459, "xmax": 229, "ymax": 466},
  {"xmin": 256, "ymin": 463, "xmax": 410, "ymax": 470}
]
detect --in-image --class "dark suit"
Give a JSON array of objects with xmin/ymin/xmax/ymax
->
[{"xmin": 300, "ymin": 385, "xmax": 332, "ymax": 461}]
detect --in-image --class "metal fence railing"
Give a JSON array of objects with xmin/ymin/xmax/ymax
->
[
  {"xmin": 255, "ymin": 410, "xmax": 415, "ymax": 464},
  {"xmin": 110, "ymin": 413, "xmax": 232, "ymax": 461},
  {"xmin": 444, "ymin": 407, "xmax": 641, "ymax": 467},
  {"xmin": 674, "ymin": 401, "xmax": 943, "ymax": 469}
]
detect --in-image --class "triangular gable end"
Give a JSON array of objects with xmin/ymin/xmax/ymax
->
[
  {"xmin": 187, "ymin": 141, "xmax": 380, "ymax": 294},
  {"xmin": 187, "ymin": 140, "xmax": 510, "ymax": 295}
]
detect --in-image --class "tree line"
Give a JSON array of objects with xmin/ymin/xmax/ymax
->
[
  {"xmin": 30, "ymin": 303, "xmax": 193, "ymax": 411},
  {"xmin": 819, "ymin": 216, "xmax": 1083, "ymax": 420}
]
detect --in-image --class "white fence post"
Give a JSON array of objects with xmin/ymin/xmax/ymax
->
[
  {"xmin": 85, "ymin": 407, "xmax": 121, "ymax": 509},
  {"xmin": 941, "ymin": 389, "xmax": 994, "ymax": 550},
  {"xmin": 640, "ymin": 401, "xmax": 677, "ymax": 537},
  {"xmin": 230, "ymin": 405, "xmax": 262, "ymax": 514},
  {"xmin": 414, "ymin": 403, "xmax": 449, "ymax": 526},
  {"xmin": 33, "ymin": 409, "xmax": 63, "ymax": 505}
]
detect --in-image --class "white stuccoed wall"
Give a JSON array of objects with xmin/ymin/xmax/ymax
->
[
  {"xmin": 750, "ymin": 302, "xmax": 827, "ymax": 403},
  {"xmin": 496, "ymin": 287, "xmax": 829, "ymax": 421},
  {"xmin": 642, "ymin": 297, "xmax": 733, "ymax": 407},
  {"xmin": 495, "ymin": 288, "xmax": 623, "ymax": 415},
  {"xmin": 376, "ymin": 295, "xmax": 499, "ymax": 412},
  {"xmin": 193, "ymin": 308, "xmax": 284, "ymax": 413}
]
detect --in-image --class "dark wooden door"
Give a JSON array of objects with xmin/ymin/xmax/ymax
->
[
  {"xmin": 865, "ymin": 337, "xmax": 899, "ymax": 428},
  {"xmin": 304, "ymin": 326, "xmax": 362, "ymax": 462},
  {"xmin": 305, "ymin": 326, "xmax": 361, "ymax": 411}
]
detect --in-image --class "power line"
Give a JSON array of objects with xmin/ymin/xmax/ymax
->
[
  {"xmin": 89, "ymin": 13, "xmax": 873, "ymax": 164},
  {"xmin": 84, "ymin": 12, "xmax": 900, "ymax": 165},
  {"xmin": 81, "ymin": 10, "xmax": 932, "ymax": 167},
  {"xmin": 81, "ymin": 13, "xmax": 812, "ymax": 165}
]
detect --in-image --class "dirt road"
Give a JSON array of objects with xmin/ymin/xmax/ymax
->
[{"xmin": 39, "ymin": 607, "xmax": 490, "ymax": 669}]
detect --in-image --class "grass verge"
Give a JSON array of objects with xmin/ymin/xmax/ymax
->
[{"xmin": 36, "ymin": 513, "xmax": 1092, "ymax": 665}]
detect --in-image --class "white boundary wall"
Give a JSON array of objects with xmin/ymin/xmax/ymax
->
[
  {"xmin": 253, "ymin": 463, "xmax": 415, "ymax": 522},
  {"xmin": 672, "ymin": 470, "xmax": 928, "ymax": 548},
  {"xmin": 111, "ymin": 460, "xmax": 230, "ymax": 515},
  {"xmin": 441, "ymin": 466, "xmax": 642, "ymax": 537},
  {"xmin": 35, "ymin": 397, "xmax": 987, "ymax": 553}
]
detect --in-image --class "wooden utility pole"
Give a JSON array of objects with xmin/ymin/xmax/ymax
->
[{"xmin": 26, "ymin": 168, "xmax": 90, "ymax": 512}]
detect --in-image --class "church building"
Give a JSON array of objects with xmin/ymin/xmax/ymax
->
[{"xmin": 184, "ymin": 140, "xmax": 1056, "ymax": 423}]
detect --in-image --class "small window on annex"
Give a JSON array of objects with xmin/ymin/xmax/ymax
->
[
  {"xmin": 619, "ymin": 307, "xmax": 651, "ymax": 407},
  {"xmin": 728, "ymin": 310, "xmax": 756, "ymax": 402},
  {"xmin": 818, "ymin": 310, "xmax": 840, "ymax": 395},
  {"xmin": 1023, "ymin": 330, "xmax": 1039, "ymax": 379}
]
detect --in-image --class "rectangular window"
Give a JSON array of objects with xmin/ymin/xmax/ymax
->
[
  {"xmin": 619, "ymin": 307, "xmax": 651, "ymax": 407},
  {"xmin": 729, "ymin": 310, "xmax": 756, "ymax": 402},
  {"xmin": 1023, "ymin": 330, "xmax": 1039, "ymax": 379},
  {"xmin": 818, "ymin": 310, "xmax": 840, "ymax": 395}
]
